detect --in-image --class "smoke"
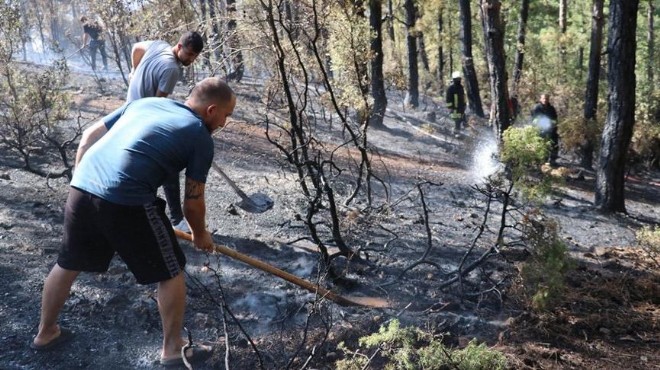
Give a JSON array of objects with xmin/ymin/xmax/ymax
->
[{"xmin": 17, "ymin": 37, "xmax": 119, "ymax": 77}]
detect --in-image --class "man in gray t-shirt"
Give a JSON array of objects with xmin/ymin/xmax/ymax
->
[
  {"xmin": 127, "ymin": 31, "xmax": 203, "ymax": 101},
  {"xmin": 126, "ymin": 31, "xmax": 204, "ymax": 232}
]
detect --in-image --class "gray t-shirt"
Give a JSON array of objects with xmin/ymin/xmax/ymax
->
[{"xmin": 126, "ymin": 41, "xmax": 181, "ymax": 102}]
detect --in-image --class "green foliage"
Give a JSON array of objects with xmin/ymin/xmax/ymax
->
[
  {"xmin": 501, "ymin": 126, "xmax": 553, "ymax": 201},
  {"xmin": 520, "ymin": 212, "xmax": 574, "ymax": 311},
  {"xmin": 327, "ymin": 3, "xmax": 373, "ymax": 112},
  {"xmin": 128, "ymin": 1, "xmax": 195, "ymax": 41},
  {"xmin": 335, "ymin": 320, "xmax": 507, "ymax": 370},
  {"xmin": 357, "ymin": 320, "xmax": 421, "ymax": 370},
  {"xmin": 559, "ymin": 109, "xmax": 605, "ymax": 154},
  {"xmin": 0, "ymin": 61, "xmax": 71, "ymax": 164},
  {"xmin": 501, "ymin": 126, "xmax": 550, "ymax": 165},
  {"xmin": 632, "ymin": 87, "xmax": 660, "ymax": 169},
  {"xmin": 421, "ymin": 339, "xmax": 507, "ymax": 370},
  {"xmin": 0, "ymin": 2, "xmax": 72, "ymax": 176},
  {"xmin": 0, "ymin": 1, "xmax": 22, "ymax": 63},
  {"xmin": 636, "ymin": 225, "xmax": 660, "ymax": 264}
]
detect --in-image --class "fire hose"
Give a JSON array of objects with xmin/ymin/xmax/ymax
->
[{"xmin": 174, "ymin": 229, "xmax": 389, "ymax": 308}]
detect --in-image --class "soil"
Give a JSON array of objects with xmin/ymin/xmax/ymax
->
[{"xmin": 1, "ymin": 65, "xmax": 659, "ymax": 370}]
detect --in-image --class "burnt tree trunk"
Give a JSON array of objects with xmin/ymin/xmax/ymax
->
[
  {"xmin": 647, "ymin": 1, "xmax": 655, "ymax": 88},
  {"xmin": 458, "ymin": 0, "xmax": 485, "ymax": 118},
  {"xmin": 226, "ymin": 0, "xmax": 244, "ymax": 81},
  {"xmin": 437, "ymin": 8, "xmax": 445, "ymax": 88},
  {"xmin": 369, "ymin": 0, "xmax": 387, "ymax": 128},
  {"xmin": 448, "ymin": 11, "xmax": 454, "ymax": 74},
  {"xmin": 198, "ymin": 0, "xmax": 213, "ymax": 72},
  {"xmin": 355, "ymin": 4, "xmax": 370, "ymax": 96},
  {"xmin": 581, "ymin": 0, "xmax": 604, "ymax": 169},
  {"xmin": 387, "ymin": 0, "xmax": 395, "ymax": 42},
  {"xmin": 404, "ymin": 0, "xmax": 419, "ymax": 108},
  {"xmin": 207, "ymin": 0, "xmax": 223, "ymax": 69},
  {"xmin": 480, "ymin": 0, "xmax": 510, "ymax": 139},
  {"xmin": 511, "ymin": 0, "xmax": 530, "ymax": 96},
  {"xmin": 418, "ymin": 32, "xmax": 430, "ymax": 73},
  {"xmin": 559, "ymin": 0, "xmax": 568, "ymax": 72},
  {"xmin": 595, "ymin": 0, "xmax": 639, "ymax": 213}
]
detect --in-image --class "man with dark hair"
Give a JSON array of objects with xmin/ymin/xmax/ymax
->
[
  {"xmin": 80, "ymin": 15, "xmax": 108, "ymax": 72},
  {"xmin": 127, "ymin": 31, "xmax": 204, "ymax": 101},
  {"xmin": 531, "ymin": 94, "xmax": 560, "ymax": 166},
  {"xmin": 446, "ymin": 71, "xmax": 467, "ymax": 136},
  {"xmin": 32, "ymin": 77, "xmax": 236, "ymax": 367},
  {"xmin": 126, "ymin": 31, "xmax": 205, "ymax": 232}
]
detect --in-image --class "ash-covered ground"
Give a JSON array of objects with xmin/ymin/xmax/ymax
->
[{"xmin": 1, "ymin": 64, "xmax": 658, "ymax": 369}]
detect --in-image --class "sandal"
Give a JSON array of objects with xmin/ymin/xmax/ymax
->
[{"xmin": 160, "ymin": 344, "xmax": 213, "ymax": 367}]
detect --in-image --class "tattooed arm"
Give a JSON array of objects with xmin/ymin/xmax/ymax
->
[{"xmin": 183, "ymin": 176, "xmax": 213, "ymax": 251}]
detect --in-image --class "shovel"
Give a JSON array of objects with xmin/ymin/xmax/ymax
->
[
  {"xmin": 211, "ymin": 162, "xmax": 273, "ymax": 213},
  {"xmin": 174, "ymin": 229, "xmax": 390, "ymax": 308}
]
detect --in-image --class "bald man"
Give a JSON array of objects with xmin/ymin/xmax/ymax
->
[{"xmin": 32, "ymin": 77, "xmax": 236, "ymax": 367}]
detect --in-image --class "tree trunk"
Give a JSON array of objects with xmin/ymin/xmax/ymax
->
[
  {"xmin": 208, "ymin": 0, "xmax": 223, "ymax": 71},
  {"xmin": 437, "ymin": 8, "xmax": 445, "ymax": 88},
  {"xmin": 48, "ymin": 0, "xmax": 64, "ymax": 48},
  {"xmin": 448, "ymin": 11, "xmax": 454, "ymax": 74},
  {"xmin": 458, "ymin": 0, "xmax": 485, "ymax": 118},
  {"xmin": 31, "ymin": 0, "xmax": 46, "ymax": 54},
  {"xmin": 559, "ymin": 0, "xmax": 568, "ymax": 74},
  {"xmin": 387, "ymin": 0, "xmax": 395, "ymax": 42},
  {"xmin": 559, "ymin": 0, "xmax": 568, "ymax": 32},
  {"xmin": 404, "ymin": 0, "xmax": 419, "ymax": 108},
  {"xmin": 198, "ymin": 0, "xmax": 214, "ymax": 72},
  {"xmin": 480, "ymin": 0, "xmax": 510, "ymax": 139},
  {"xmin": 226, "ymin": 0, "xmax": 244, "ymax": 82},
  {"xmin": 418, "ymin": 32, "xmax": 430, "ymax": 73},
  {"xmin": 369, "ymin": 0, "xmax": 387, "ymax": 128},
  {"xmin": 120, "ymin": 31, "xmax": 132, "ymax": 72},
  {"xmin": 577, "ymin": 46, "xmax": 584, "ymax": 72},
  {"xmin": 511, "ymin": 0, "xmax": 530, "ymax": 96},
  {"xmin": 595, "ymin": 0, "xmax": 639, "ymax": 213},
  {"xmin": 581, "ymin": 0, "xmax": 604, "ymax": 169},
  {"xmin": 647, "ymin": 0, "xmax": 655, "ymax": 88}
]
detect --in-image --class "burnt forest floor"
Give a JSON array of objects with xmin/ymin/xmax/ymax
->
[{"xmin": 0, "ymin": 65, "xmax": 659, "ymax": 369}]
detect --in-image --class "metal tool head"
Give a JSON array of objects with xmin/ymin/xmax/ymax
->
[{"xmin": 236, "ymin": 192, "xmax": 274, "ymax": 213}]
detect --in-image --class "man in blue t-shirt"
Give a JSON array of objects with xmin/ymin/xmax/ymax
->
[
  {"xmin": 32, "ymin": 77, "xmax": 236, "ymax": 367},
  {"xmin": 127, "ymin": 31, "xmax": 204, "ymax": 233}
]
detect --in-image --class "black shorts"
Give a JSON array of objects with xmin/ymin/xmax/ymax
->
[{"xmin": 58, "ymin": 187, "xmax": 186, "ymax": 284}]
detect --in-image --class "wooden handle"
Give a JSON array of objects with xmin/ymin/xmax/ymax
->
[
  {"xmin": 174, "ymin": 229, "xmax": 388, "ymax": 307},
  {"xmin": 211, "ymin": 162, "xmax": 251, "ymax": 201}
]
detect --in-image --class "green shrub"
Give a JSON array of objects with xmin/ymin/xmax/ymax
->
[
  {"xmin": 336, "ymin": 320, "xmax": 507, "ymax": 370},
  {"xmin": 453, "ymin": 339, "xmax": 507, "ymax": 370},
  {"xmin": 633, "ymin": 88, "xmax": 660, "ymax": 169},
  {"xmin": 520, "ymin": 213, "xmax": 574, "ymax": 311},
  {"xmin": 637, "ymin": 225, "xmax": 660, "ymax": 265},
  {"xmin": 500, "ymin": 126, "xmax": 554, "ymax": 201}
]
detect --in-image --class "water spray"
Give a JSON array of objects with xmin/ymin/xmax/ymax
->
[{"xmin": 470, "ymin": 131, "xmax": 502, "ymax": 182}]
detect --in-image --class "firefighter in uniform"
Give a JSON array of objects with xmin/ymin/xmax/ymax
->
[{"xmin": 446, "ymin": 71, "xmax": 467, "ymax": 135}]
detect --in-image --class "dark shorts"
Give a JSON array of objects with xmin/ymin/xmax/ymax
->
[{"xmin": 58, "ymin": 187, "xmax": 186, "ymax": 284}]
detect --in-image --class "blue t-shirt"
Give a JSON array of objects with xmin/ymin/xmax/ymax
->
[{"xmin": 71, "ymin": 98, "xmax": 214, "ymax": 206}]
